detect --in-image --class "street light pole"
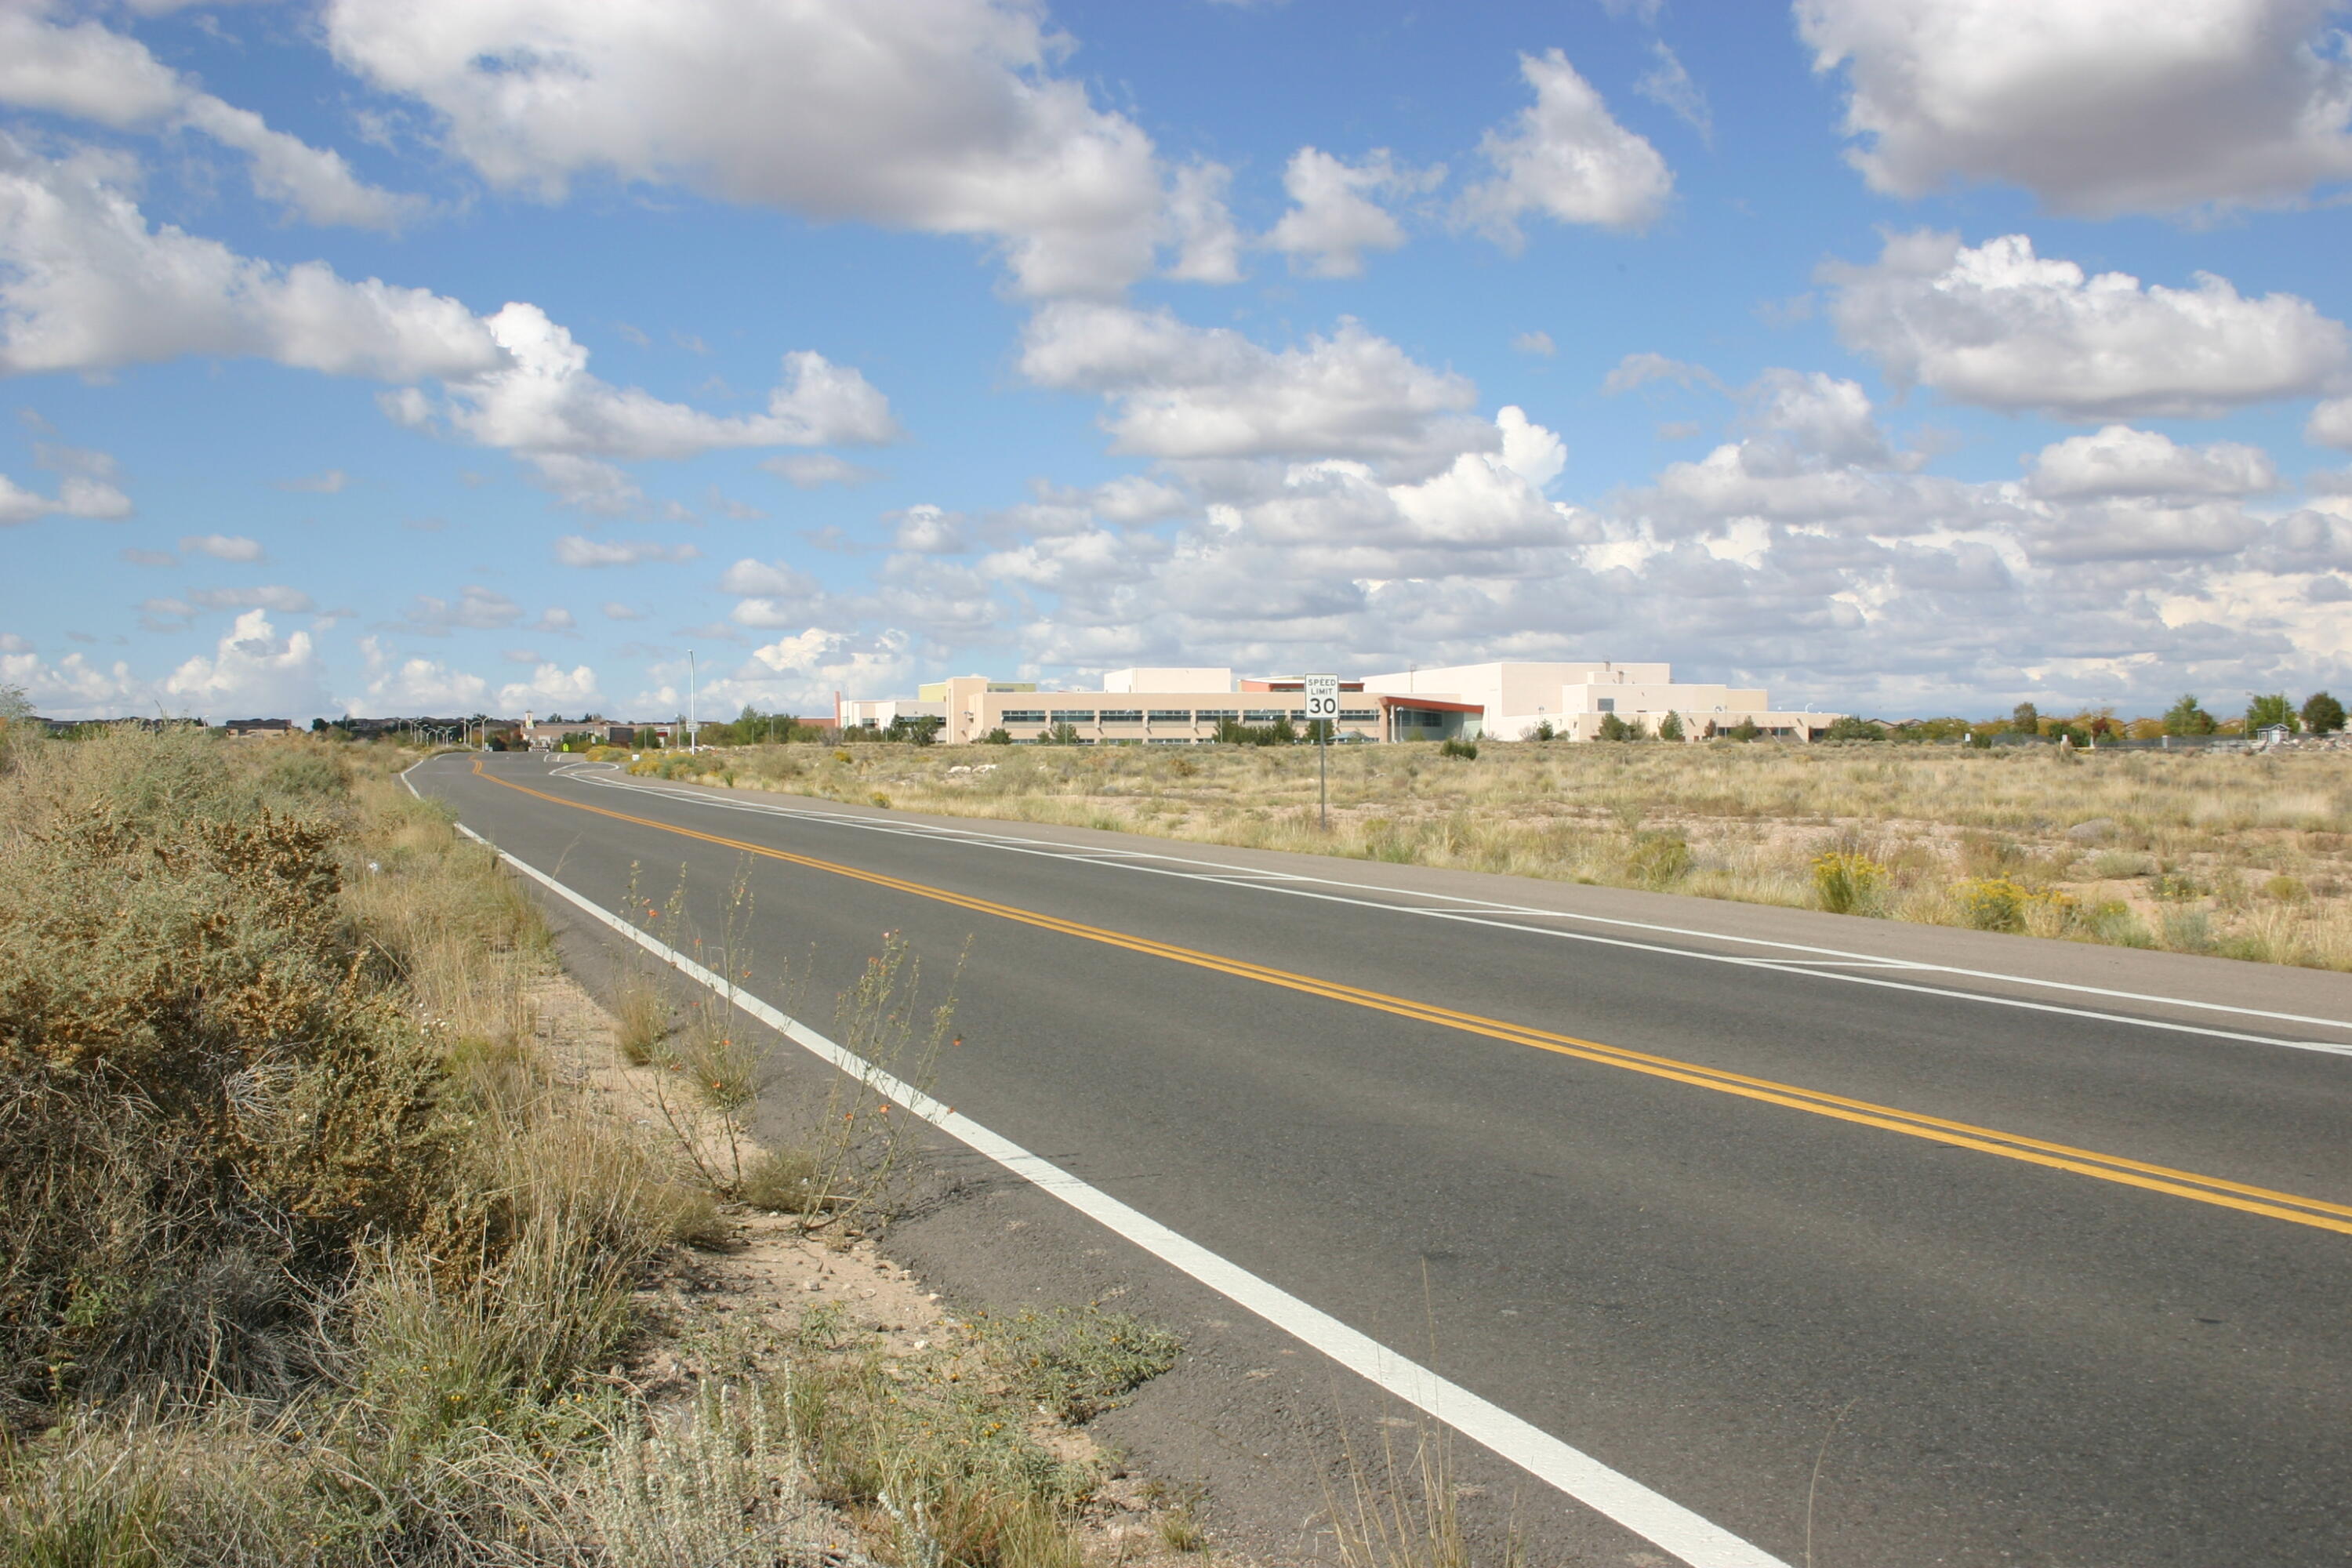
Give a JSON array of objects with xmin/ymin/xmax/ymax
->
[{"xmin": 688, "ymin": 649, "xmax": 699, "ymax": 752}]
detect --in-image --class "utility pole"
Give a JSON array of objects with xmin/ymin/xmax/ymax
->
[{"xmin": 688, "ymin": 649, "xmax": 699, "ymax": 752}]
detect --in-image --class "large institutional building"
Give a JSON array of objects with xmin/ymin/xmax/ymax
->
[{"xmin": 840, "ymin": 662, "xmax": 1842, "ymax": 744}]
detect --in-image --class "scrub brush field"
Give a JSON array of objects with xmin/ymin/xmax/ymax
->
[{"xmin": 633, "ymin": 739, "xmax": 2352, "ymax": 972}]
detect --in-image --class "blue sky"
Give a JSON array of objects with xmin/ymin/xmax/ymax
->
[{"xmin": 5, "ymin": 0, "xmax": 2352, "ymax": 724}]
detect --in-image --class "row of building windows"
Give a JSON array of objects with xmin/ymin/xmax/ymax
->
[{"xmin": 989, "ymin": 706, "xmax": 1383, "ymax": 727}]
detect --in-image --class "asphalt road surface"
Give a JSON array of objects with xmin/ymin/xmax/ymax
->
[{"xmin": 414, "ymin": 751, "xmax": 2352, "ymax": 1568}]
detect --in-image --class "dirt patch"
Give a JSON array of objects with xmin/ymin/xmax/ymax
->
[{"xmin": 528, "ymin": 967, "xmax": 1223, "ymax": 1568}]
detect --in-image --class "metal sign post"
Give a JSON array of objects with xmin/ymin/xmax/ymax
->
[{"xmin": 1305, "ymin": 673, "xmax": 1338, "ymax": 831}]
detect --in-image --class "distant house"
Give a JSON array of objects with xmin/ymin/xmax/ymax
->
[{"xmin": 223, "ymin": 718, "xmax": 296, "ymax": 739}]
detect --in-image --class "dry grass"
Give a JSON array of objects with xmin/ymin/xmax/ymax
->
[
  {"xmin": 0, "ymin": 730, "xmax": 1202, "ymax": 1566},
  {"xmin": 0, "ymin": 732, "xmax": 804, "ymax": 1564},
  {"xmin": 638, "ymin": 739, "xmax": 2352, "ymax": 971}
]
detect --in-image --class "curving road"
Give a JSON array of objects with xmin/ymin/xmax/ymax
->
[{"xmin": 414, "ymin": 750, "xmax": 2352, "ymax": 1568}]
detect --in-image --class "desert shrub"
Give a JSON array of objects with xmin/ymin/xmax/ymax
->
[
  {"xmin": 2078, "ymin": 901, "xmax": 2153, "ymax": 947},
  {"xmin": 2162, "ymin": 909, "xmax": 2216, "ymax": 953},
  {"xmin": 1812, "ymin": 851, "xmax": 1889, "ymax": 915},
  {"xmin": 1954, "ymin": 877, "xmax": 2032, "ymax": 932},
  {"xmin": 0, "ymin": 737, "xmax": 463, "ymax": 1423},
  {"xmin": 980, "ymin": 1305, "xmax": 1182, "ymax": 1424},
  {"xmin": 1624, "ymin": 830, "xmax": 1692, "ymax": 889},
  {"xmin": 0, "ymin": 730, "xmax": 690, "ymax": 1440},
  {"xmin": 1438, "ymin": 738, "xmax": 1478, "ymax": 760}
]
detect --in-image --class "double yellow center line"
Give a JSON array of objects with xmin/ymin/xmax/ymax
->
[{"xmin": 474, "ymin": 761, "xmax": 2352, "ymax": 1238}]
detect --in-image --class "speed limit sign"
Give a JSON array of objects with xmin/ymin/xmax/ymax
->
[{"xmin": 1304, "ymin": 673, "xmax": 1339, "ymax": 722}]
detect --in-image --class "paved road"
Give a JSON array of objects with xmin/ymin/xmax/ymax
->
[{"xmin": 417, "ymin": 752, "xmax": 2352, "ymax": 1567}]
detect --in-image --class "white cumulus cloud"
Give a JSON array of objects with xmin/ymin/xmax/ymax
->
[
  {"xmin": 2027, "ymin": 426, "xmax": 2278, "ymax": 499},
  {"xmin": 553, "ymin": 535, "xmax": 702, "ymax": 568},
  {"xmin": 1798, "ymin": 0, "xmax": 2352, "ymax": 216},
  {"xmin": 160, "ymin": 608, "xmax": 331, "ymax": 717},
  {"xmin": 0, "ymin": 2, "xmax": 423, "ymax": 231},
  {"xmin": 0, "ymin": 137, "xmax": 501, "ymax": 380},
  {"xmin": 358, "ymin": 639, "xmax": 492, "ymax": 711},
  {"xmin": 1825, "ymin": 230, "xmax": 2351, "ymax": 418},
  {"xmin": 1264, "ymin": 147, "xmax": 1433, "ymax": 278},
  {"xmin": 322, "ymin": 0, "xmax": 1189, "ymax": 295},
  {"xmin": 497, "ymin": 661, "xmax": 602, "ymax": 713},
  {"xmin": 1461, "ymin": 49, "xmax": 1672, "ymax": 245},
  {"xmin": 0, "ymin": 468, "xmax": 132, "ymax": 524},
  {"xmin": 423, "ymin": 303, "xmax": 898, "ymax": 462},
  {"xmin": 1018, "ymin": 302, "xmax": 1489, "ymax": 473},
  {"xmin": 180, "ymin": 532, "xmax": 265, "ymax": 561},
  {"xmin": 2307, "ymin": 397, "xmax": 2352, "ymax": 449}
]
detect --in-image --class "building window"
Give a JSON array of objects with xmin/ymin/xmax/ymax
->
[
  {"xmin": 1099, "ymin": 710, "xmax": 1143, "ymax": 724},
  {"xmin": 1196, "ymin": 709, "xmax": 1239, "ymax": 721},
  {"xmin": 1397, "ymin": 709, "xmax": 1444, "ymax": 728},
  {"xmin": 1242, "ymin": 709, "xmax": 1288, "ymax": 723},
  {"xmin": 1597, "ymin": 698, "xmax": 1615, "ymax": 712},
  {"xmin": 1338, "ymin": 709, "xmax": 1376, "ymax": 721},
  {"xmin": 1000, "ymin": 710, "xmax": 1047, "ymax": 724},
  {"xmin": 1147, "ymin": 710, "xmax": 1192, "ymax": 723},
  {"xmin": 1047, "ymin": 710, "xmax": 1095, "ymax": 724}
]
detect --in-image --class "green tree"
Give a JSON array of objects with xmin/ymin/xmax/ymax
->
[
  {"xmin": 1726, "ymin": 717, "xmax": 1761, "ymax": 742},
  {"xmin": 981, "ymin": 727, "xmax": 1013, "ymax": 744},
  {"xmin": 2163, "ymin": 694, "xmax": 2218, "ymax": 735},
  {"xmin": 1822, "ymin": 715, "xmax": 1883, "ymax": 741},
  {"xmin": 1597, "ymin": 711, "xmax": 1634, "ymax": 741},
  {"xmin": 1657, "ymin": 710, "xmax": 1684, "ymax": 742},
  {"xmin": 1530, "ymin": 717, "xmax": 1556, "ymax": 741},
  {"xmin": 2010, "ymin": 701, "xmax": 2041, "ymax": 735},
  {"xmin": 2302, "ymin": 691, "xmax": 2346, "ymax": 735},
  {"xmin": 2246, "ymin": 692, "xmax": 2299, "ymax": 735}
]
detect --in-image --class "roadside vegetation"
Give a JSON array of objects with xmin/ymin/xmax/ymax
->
[
  {"xmin": 0, "ymin": 722, "xmax": 1187, "ymax": 1566},
  {"xmin": 631, "ymin": 739, "xmax": 2352, "ymax": 971}
]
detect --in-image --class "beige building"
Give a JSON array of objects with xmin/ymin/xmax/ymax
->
[
  {"xmin": 850, "ymin": 668, "xmax": 1476, "ymax": 745},
  {"xmin": 1358, "ymin": 660, "xmax": 1842, "ymax": 741},
  {"xmin": 844, "ymin": 660, "xmax": 1838, "ymax": 745}
]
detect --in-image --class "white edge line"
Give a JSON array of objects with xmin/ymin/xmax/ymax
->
[
  {"xmin": 555, "ymin": 767, "xmax": 2352, "ymax": 1054},
  {"xmin": 418, "ymin": 794, "xmax": 1791, "ymax": 1567}
]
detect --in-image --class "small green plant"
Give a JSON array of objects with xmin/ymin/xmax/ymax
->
[
  {"xmin": 2079, "ymin": 900, "xmax": 2153, "ymax": 947},
  {"xmin": 1812, "ymin": 851, "xmax": 1889, "ymax": 915},
  {"xmin": 613, "ymin": 974, "xmax": 668, "ymax": 1065},
  {"xmin": 1625, "ymin": 830, "xmax": 1692, "ymax": 890},
  {"xmin": 2162, "ymin": 909, "xmax": 2216, "ymax": 952},
  {"xmin": 1438, "ymin": 737, "xmax": 1478, "ymax": 760},
  {"xmin": 1159, "ymin": 1506, "xmax": 1208, "ymax": 1553},
  {"xmin": 978, "ymin": 1305, "xmax": 1182, "ymax": 1423},
  {"xmin": 739, "ymin": 1145, "xmax": 828, "ymax": 1214}
]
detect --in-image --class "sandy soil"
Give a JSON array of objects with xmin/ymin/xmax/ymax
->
[{"xmin": 523, "ymin": 969, "xmax": 1217, "ymax": 1567}]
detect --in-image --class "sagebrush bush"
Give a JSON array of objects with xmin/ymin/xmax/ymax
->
[
  {"xmin": 1813, "ymin": 851, "xmax": 1889, "ymax": 916},
  {"xmin": 0, "ymin": 730, "xmax": 713, "ymax": 1560},
  {"xmin": 0, "ymin": 732, "xmax": 458, "ymax": 1422}
]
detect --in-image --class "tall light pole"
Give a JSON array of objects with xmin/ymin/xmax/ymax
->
[{"xmin": 688, "ymin": 649, "xmax": 699, "ymax": 752}]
